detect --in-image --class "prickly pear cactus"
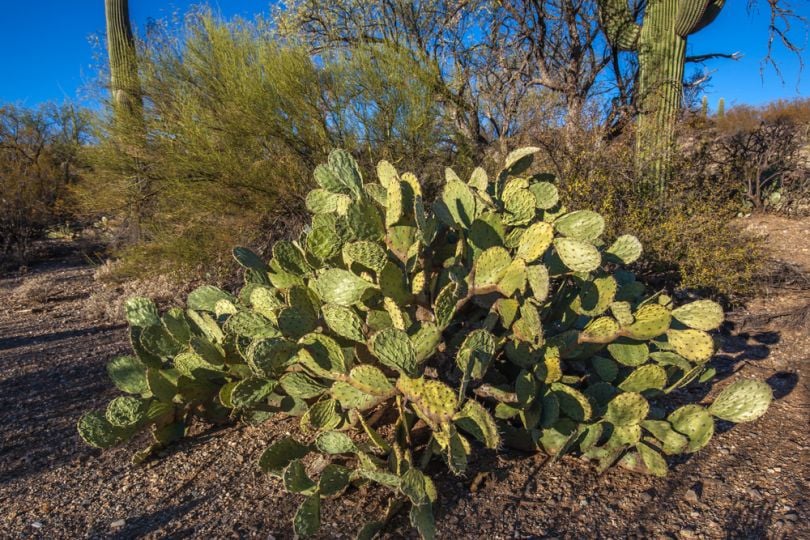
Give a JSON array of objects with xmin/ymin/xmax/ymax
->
[{"xmin": 79, "ymin": 148, "xmax": 772, "ymax": 538}]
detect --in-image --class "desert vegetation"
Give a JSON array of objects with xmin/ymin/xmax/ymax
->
[{"xmin": 1, "ymin": 0, "xmax": 808, "ymax": 538}]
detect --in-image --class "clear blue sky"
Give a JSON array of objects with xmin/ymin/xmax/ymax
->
[{"xmin": 0, "ymin": 1, "xmax": 807, "ymax": 109}]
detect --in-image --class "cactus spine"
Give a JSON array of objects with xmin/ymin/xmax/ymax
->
[{"xmin": 599, "ymin": 0, "xmax": 726, "ymax": 192}]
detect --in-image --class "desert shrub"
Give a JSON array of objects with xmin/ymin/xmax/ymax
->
[
  {"xmin": 559, "ymin": 137, "xmax": 764, "ymax": 300},
  {"xmin": 77, "ymin": 12, "xmax": 460, "ymax": 278},
  {"xmin": 711, "ymin": 99, "xmax": 810, "ymax": 215},
  {"xmin": 0, "ymin": 103, "xmax": 89, "ymax": 263},
  {"xmin": 78, "ymin": 150, "xmax": 773, "ymax": 538}
]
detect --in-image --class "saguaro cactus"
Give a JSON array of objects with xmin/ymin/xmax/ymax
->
[
  {"xmin": 105, "ymin": 0, "xmax": 141, "ymax": 119},
  {"xmin": 599, "ymin": 0, "xmax": 726, "ymax": 192},
  {"xmin": 105, "ymin": 0, "xmax": 148, "ymax": 242}
]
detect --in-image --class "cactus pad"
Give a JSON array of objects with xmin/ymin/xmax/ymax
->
[
  {"xmin": 668, "ymin": 405, "xmax": 714, "ymax": 452},
  {"xmin": 554, "ymin": 210, "xmax": 605, "ymax": 241},
  {"xmin": 322, "ymin": 304, "xmax": 365, "ymax": 342},
  {"xmin": 708, "ymin": 379, "xmax": 773, "ymax": 423},
  {"xmin": 529, "ymin": 181, "xmax": 559, "ymax": 210},
  {"xmin": 666, "ymin": 329, "xmax": 715, "ymax": 363},
  {"xmin": 516, "ymin": 222, "xmax": 554, "ymax": 262},
  {"xmin": 618, "ymin": 364, "xmax": 667, "ymax": 393},
  {"xmin": 369, "ymin": 328, "xmax": 418, "ymax": 376},
  {"xmin": 605, "ymin": 392, "xmax": 649, "ymax": 426},
  {"xmin": 553, "ymin": 238, "xmax": 601, "ymax": 272},
  {"xmin": 605, "ymin": 234, "xmax": 643, "ymax": 264},
  {"xmin": 626, "ymin": 304, "xmax": 671, "ymax": 340},
  {"xmin": 315, "ymin": 269, "xmax": 376, "ymax": 306},
  {"xmin": 672, "ymin": 299, "xmax": 724, "ymax": 331}
]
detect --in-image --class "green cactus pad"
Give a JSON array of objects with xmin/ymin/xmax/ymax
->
[
  {"xmin": 316, "ymin": 431, "xmax": 357, "ymax": 454},
  {"xmin": 641, "ymin": 420, "xmax": 689, "ymax": 455},
  {"xmin": 610, "ymin": 301, "xmax": 634, "ymax": 327},
  {"xmin": 293, "ymin": 492, "xmax": 321, "ymax": 537},
  {"xmin": 248, "ymin": 338, "xmax": 297, "ymax": 376},
  {"xmin": 473, "ymin": 247, "xmax": 512, "ymax": 287},
  {"xmin": 224, "ymin": 311, "xmax": 279, "ymax": 339},
  {"xmin": 516, "ymin": 221, "xmax": 554, "ymax": 262},
  {"xmin": 605, "ymin": 392, "xmax": 649, "ymax": 426},
  {"xmin": 369, "ymin": 328, "xmax": 418, "ymax": 376},
  {"xmin": 146, "ymin": 368, "xmax": 177, "ymax": 403},
  {"xmin": 321, "ymin": 304, "xmax": 365, "ymax": 342},
  {"xmin": 283, "ymin": 460, "xmax": 317, "ymax": 495},
  {"xmin": 454, "ymin": 400, "xmax": 501, "ymax": 449},
  {"xmin": 526, "ymin": 264, "xmax": 550, "ymax": 302},
  {"xmin": 306, "ymin": 226, "xmax": 342, "ymax": 261},
  {"xmin": 607, "ymin": 339, "xmax": 649, "ymax": 366},
  {"xmin": 553, "ymin": 238, "xmax": 601, "ymax": 272},
  {"xmin": 618, "ymin": 364, "xmax": 667, "ymax": 393},
  {"xmin": 124, "ymin": 297, "xmax": 160, "ymax": 327},
  {"xmin": 554, "ymin": 210, "xmax": 605, "ymax": 241},
  {"xmin": 529, "ymin": 181, "xmax": 559, "ymax": 210},
  {"xmin": 456, "ymin": 329, "xmax": 496, "ymax": 380},
  {"xmin": 411, "ymin": 322, "xmax": 442, "ymax": 363},
  {"xmin": 330, "ymin": 381, "xmax": 377, "ymax": 410},
  {"xmin": 551, "ymin": 383, "xmax": 593, "ymax": 422},
  {"xmin": 105, "ymin": 396, "xmax": 148, "ymax": 428},
  {"xmin": 592, "ymin": 356, "xmax": 619, "ymax": 382},
  {"xmin": 497, "ymin": 258, "xmax": 527, "ymax": 296},
  {"xmin": 273, "ymin": 240, "xmax": 312, "ymax": 276},
  {"xmin": 349, "ymin": 365, "xmax": 394, "ymax": 396},
  {"xmin": 636, "ymin": 442, "xmax": 668, "ymax": 477},
  {"xmin": 582, "ymin": 316, "xmax": 621, "ymax": 343},
  {"xmin": 502, "ymin": 186, "xmax": 536, "ymax": 226},
  {"xmin": 231, "ymin": 377, "xmax": 279, "ymax": 408},
  {"xmin": 396, "ymin": 376, "xmax": 456, "ymax": 427},
  {"xmin": 503, "ymin": 146, "xmax": 539, "ymax": 174},
  {"xmin": 625, "ymin": 304, "xmax": 671, "ymax": 340},
  {"xmin": 319, "ymin": 464, "xmax": 351, "ymax": 497},
  {"xmin": 106, "ymin": 355, "xmax": 148, "ymax": 395},
  {"xmin": 708, "ymin": 379, "xmax": 772, "ymax": 423},
  {"xmin": 302, "ymin": 399, "xmax": 343, "ymax": 432},
  {"xmin": 441, "ymin": 179, "xmax": 477, "ymax": 228},
  {"xmin": 667, "ymin": 329, "xmax": 715, "ymax": 363},
  {"xmin": 300, "ymin": 333, "xmax": 349, "ymax": 375},
  {"xmin": 434, "ymin": 282, "xmax": 459, "ymax": 328},
  {"xmin": 315, "ymin": 269, "xmax": 376, "ymax": 306},
  {"xmin": 259, "ymin": 437, "xmax": 311, "ymax": 475},
  {"xmin": 343, "ymin": 241, "xmax": 388, "ymax": 273},
  {"xmin": 573, "ymin": 275, "xmax": 617, "ymax": 316},
  {"xmin": 162, "ymin": 308, "xmax": 191, "ymax": 344},
  {"xmin": 232, "ymin": 246, "xmax": 267, "ymax": 272},
  {"xmin": 305, "ymin": 188, "xmax": 348, "ymax": 214},
  {"xmin": 671, "ymin": 299, "xmax": 724, "ymax": 331},
  {"xmin": 668, "ymin": 405, "xmax": 714, "ymax": 452},
  {"xmin": 77, "ymin": 411, "xmax": 125, "ymax": 449},
  {"xmin": 280, "ymin": 372, "xmax": 327, "ymax": 399},
  {"xmin": 605, "ymin": 235, "xmax": 643, "ymax": 264}
]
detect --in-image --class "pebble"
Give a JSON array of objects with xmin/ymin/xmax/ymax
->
[
  {"xmin": 110, "ymin": 519, "xmax": 126, "ymax": 529},
  {"xmin": 784, "ymin": 512, "xmax": 799, "ymax": 522},
  {"xmin": 684, "ymin": 489, "xmax": 699, "ymax": 505},
  {"xmin": 31, "ymin": 521, "xmax": 43, "ymax": 529}
]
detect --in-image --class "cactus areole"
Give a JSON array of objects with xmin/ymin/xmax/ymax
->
[
  {"xmin": 79, "ymin": 148, "xmax": 771, "ymax": 539},
  {"xmin": 599, "ymin": 0, "xmax": 725, "ymax": 192}
]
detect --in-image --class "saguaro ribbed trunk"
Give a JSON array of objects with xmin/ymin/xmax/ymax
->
[
  {"xmin": 105, "ymin": 0, "xmax": 147, "ymax": 242},
  {"xmin": 599, "ymin": 0, "xmax": 726, "ymax": 193}
]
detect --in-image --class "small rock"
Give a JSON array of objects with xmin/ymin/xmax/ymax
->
[
  {"xmin": 31, "ymin": 521, "xmax": 43, "ymax": 529},
  {"xmin": 640, "ymin": 490, "xmax": 655, "ymax": 503},
  {"xmin": 679, "ymin": 528, "xmax": 696, "ymax": 539},
  {"xmin": 110, "ymin": 519, "xmax": 126, "ymax": 529},
  {"xmin": 784, "ymin": 512, "xmax": 799, "ymax": 522},
  {"xmin": 684, "ymin": 489, "xmax": 699, "ymax": 505}
]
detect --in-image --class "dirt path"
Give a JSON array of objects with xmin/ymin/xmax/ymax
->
[{"xmin": 1, "ymin": 224, "xmax": 808, "ymax": 539}]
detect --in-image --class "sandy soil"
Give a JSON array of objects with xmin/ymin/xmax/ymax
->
[{"xmin": 1, "ymin": 217, "xmax": 808, "ymax": 539}]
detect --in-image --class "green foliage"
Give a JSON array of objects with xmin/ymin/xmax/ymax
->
[{"xmin": 80, "ymin": 149, "xmax": 772, "ymax": 538}]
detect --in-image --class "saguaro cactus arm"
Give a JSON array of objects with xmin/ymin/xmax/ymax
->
[
  {"xmin": 676, "ymin": 0, "xmax": 726, "ymax": 36},
  {"xmin": 598, "ymin": 0, "xmax": 641, "ymax": 50}
]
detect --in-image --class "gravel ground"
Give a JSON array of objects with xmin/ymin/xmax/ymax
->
[{"xmin": 1, "ymin": 217, "xmax": 808, "ymax": 539}]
